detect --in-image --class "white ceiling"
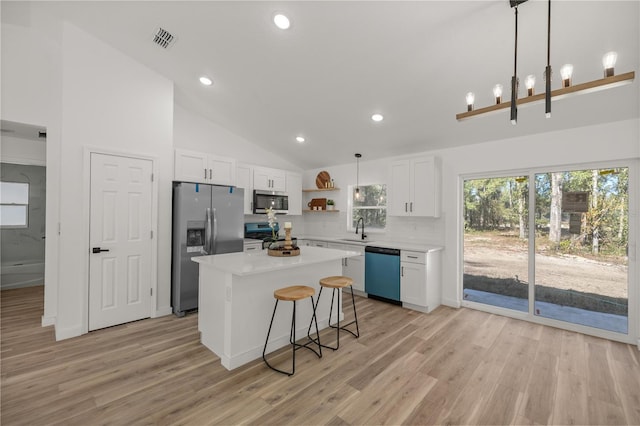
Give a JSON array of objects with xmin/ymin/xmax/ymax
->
[{"xmin": 34, "ymin": 1, "xmax": 640, "ymax": 168}]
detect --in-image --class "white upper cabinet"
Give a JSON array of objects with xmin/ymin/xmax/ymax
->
[
  {"xmin": 388, "ymin": 155, "xmax": 440, "ymax": 217},
  {"xmin": 285, "ymin": 172, "xmax": 302, "ymax": 215},
  {"xmin": 236, "ymin": 163, "xmax": 254, "ymax": 214},
  {"xmin": 174, "ymin": 149, "xmax": 236, "ymax": 186},
  {"xmin": 253, "ymin": 167, "xmax": 286, "ymax": 192}
]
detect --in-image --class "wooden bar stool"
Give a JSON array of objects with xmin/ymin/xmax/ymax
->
[
  {"xmin": 310, "ymin": 276, "xmax": 360, "ymax": 350},
  {"xmin": 262, "ymin": 285, "xmax": 322, "ymax": 376}
]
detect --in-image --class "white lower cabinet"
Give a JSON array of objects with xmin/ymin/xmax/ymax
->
[
  {"xmin": 328, "ymin": 243, "xmax": 365, "ymax": 294},
  {"xmin": 400, "ymin": 250, "xmax": 441, "ymax": 313}
]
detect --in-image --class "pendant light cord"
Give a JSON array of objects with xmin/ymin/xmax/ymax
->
[{"xmin": 510, "ymin": 5, "xmax": 519, "ymax": 124}]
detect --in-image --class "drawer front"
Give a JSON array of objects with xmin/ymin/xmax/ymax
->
[{"xmin": 401, "ymin": 250, "xmax": 426, "ymax": 264}]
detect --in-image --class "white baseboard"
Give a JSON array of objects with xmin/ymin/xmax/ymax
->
[
  {"xmin": 41, "ymin": 315, "xmax": 55, "ymax": 327},
  {"xmin": 55, "ymin": 324, "xmax": 83, "ymax": 341},
  {"xmin": 154, "ymin": 306, "xmax": 173, "ymax": 317},
  {"xmin": 441, "ymin": 297, "xmax": 461, "ymax": 308}
]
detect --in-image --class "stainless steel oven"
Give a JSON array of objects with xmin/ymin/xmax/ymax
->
[{"xmin": 253, "ymin": 190, "xmax": 288, "ymax": 214}]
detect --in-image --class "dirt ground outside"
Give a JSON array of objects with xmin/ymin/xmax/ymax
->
[{"xmin": 463, "ymin": 231, "xmax": 628, "ymax": 314}]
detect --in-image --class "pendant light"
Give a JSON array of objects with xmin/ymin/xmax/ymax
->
[
  {"xmin": 455, "ymin": 0, "xmax": 634, "ymax": 122},
  {"xmin": 354, "ymin": 153, "xmax": 362, "ymax": 199}
]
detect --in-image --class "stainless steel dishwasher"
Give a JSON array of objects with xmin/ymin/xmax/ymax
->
[{"xmin": 364, "ymin": 246, "xmax": 401, "ymax": 305}]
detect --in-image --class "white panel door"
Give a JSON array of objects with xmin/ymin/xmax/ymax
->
[{"xmin": 89, "ymin": 153, "xmax": 153, "ymax": 331}]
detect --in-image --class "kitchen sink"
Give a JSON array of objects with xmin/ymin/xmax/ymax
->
[{"xmin": 338, "ymin": 238, "xmax": 374, "ymax": 243}]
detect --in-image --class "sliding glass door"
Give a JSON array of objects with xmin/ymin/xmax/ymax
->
[
  {"xmin": 463, "ymin": 164, "xmax": 631, "ymax": 338},
  {"xmin": 534, "ymin": 167, "xmax": 628, "ymax": 334},
  {"xmin": 463, "ymin": 176, "xmax": 529, "ymax": 312}
]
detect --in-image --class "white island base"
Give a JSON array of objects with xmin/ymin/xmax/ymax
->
[{"xmin": 193, "ymin": 246, "xmax": 359, "ymax": 370}]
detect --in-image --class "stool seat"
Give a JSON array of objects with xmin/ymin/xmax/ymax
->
[
  {"xmin": 319, "ymin": 276, "xmax": 354, "ymax": 289},
  {"xmin": 274, "ymin": 285, "xmax": 315, "ymax": 301}
]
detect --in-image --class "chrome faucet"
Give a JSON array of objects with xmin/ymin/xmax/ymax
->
[{"xmin": 355, "ymin": 217, "xmax": 366, "ymax": 240}]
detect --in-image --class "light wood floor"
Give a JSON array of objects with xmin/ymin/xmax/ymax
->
[{"xmin": 2, "ymin": 286, "xmax": 639, "ymax": 425}]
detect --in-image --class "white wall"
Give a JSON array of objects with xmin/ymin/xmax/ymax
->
[
  {"xmin": 0, "ymin": 135, "xmax": 46, "ymax": 166},
  {"xmin": 1, "ymin": 3, "xmax": 63, "ymax": 327},
  {"xmin": 173, "ymin": 104, "xmax": 301, "ymax": 172},
  {"xmin": 55, "ymin": 22, "xmax": 174, "ymax": 339}
]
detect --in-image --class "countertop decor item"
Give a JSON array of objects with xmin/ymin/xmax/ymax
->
[
  {"xmin": 316, "ymin": 171, "xmax": 331, "ymax": 189},
  {"xmin": 268, "ymin": 223, "xmax": 300, "ymax": 256}
]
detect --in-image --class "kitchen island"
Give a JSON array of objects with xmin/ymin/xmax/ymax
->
[{"xmin": 192, "ymin": 246, "xmax": 360, "ymax": 370}]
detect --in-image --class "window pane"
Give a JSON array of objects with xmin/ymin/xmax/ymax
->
[
  {"xmin": 0, "ymin": 205, "xmax": 27, "ymax": 226},
  {"xmin": 351, "ymin": 184, "xmax": 387, "ymax": 230},
  {"xmin": 0, "ymin": 182, "xmax": 29, "ymax": 204}
]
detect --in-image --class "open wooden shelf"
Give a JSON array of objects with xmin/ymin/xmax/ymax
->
[
  {"xmin": 303, "ymin": 209, "xmax": 340, "ymax": 213},
  {"xmin": 303, "ymin": 188, "xmax": 340, "ymax": 192}
]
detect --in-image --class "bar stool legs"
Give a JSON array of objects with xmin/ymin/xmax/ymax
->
[
  {"xmin": 309, "ymin": 276, "xmax": 360, "ymax": 351},
  {"xmin": 262, "ymin": 289, "xmax": 322, "ymax": 376}
]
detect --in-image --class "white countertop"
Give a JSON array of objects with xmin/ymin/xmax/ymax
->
[
  {"xmin": 192, "ymin": 246, "xmax": 359, "ymax": 276},
  {"xmin": 300, "ymin": 235, "xmax": 443, "ymax": 253}
]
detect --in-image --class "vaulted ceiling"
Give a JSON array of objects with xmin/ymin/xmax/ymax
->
[{"xmin": 23, "ymin": 1, "xmax": 640, "ymax": 168}]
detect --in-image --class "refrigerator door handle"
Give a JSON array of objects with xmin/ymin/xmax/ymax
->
[
  {"xmin": 204, "ymin": 207, "xmax": 212, "ymax": 255},
  {"xmin": 212, "ymin": 207, "xmax": 218, "ymax": 254}
]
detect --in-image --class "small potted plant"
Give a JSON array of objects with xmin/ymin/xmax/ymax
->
[{"xmin": 326, "ymin": 199, "xmax": 335, "ymax": 210}]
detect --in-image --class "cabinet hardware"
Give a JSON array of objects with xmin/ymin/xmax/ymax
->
[
  {"xmin": 410, "ymin": 202, "xmax": 413, "ymax": 212},
  {"xmin": 204, "ymin": 168, "xmax": 207, "ymax": 179},
  {"xmin": 401, "ymin": 266, "xmax": 404, "ymax": 277},
  {"xmin": 209, "ymin": 168, "xmax": 212, "ymax": 180},
  {"xmin": 405, "ymin": 202, "xmax": 408, "ymax": 212},
  {"xmin": 408, "ymin": 255, "xmax": 418, "ymax": 259}
]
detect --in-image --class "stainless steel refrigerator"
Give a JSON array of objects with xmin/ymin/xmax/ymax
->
[{"xmin": 171, "ymin": 182, "xmax": 244, "ymax": 316}]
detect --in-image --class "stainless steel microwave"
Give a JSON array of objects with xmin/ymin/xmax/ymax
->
[{"xmin": 253, "ymin": 190, "xmax": 288, "ymax": 214}]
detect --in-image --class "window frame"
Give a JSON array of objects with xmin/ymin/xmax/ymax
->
[
  {"xmin": 0, "ymin": 181, "xmax": 30, "ymax": 229},
  {"xmin": 347, "ymin": 183, "xmax": 387, "ymax": 233}
]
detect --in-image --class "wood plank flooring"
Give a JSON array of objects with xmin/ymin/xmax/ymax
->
[{"xmin": 2, "ymin": 285, "xmax": 639, "ymax": 425}]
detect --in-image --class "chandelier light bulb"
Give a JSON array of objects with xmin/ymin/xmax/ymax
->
[
  {"xmin": 602, "ymin": 51, "xmax": 617, "ymax": 77},
  {"xmin": 524, "ymin": 75, "xmax": 536, "ymax": 96},
  {"xmin": 493, "ymin": 84, "xmax": 503, "ymax": 104},
  {"xmin": 465, "ymin": 92, "xmax": 475, "ymax": 111},
  {"xmin": 560, "ymin": 64, "xmax": 573, "ymax": 87}
]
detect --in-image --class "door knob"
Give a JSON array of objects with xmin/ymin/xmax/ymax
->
[{"xmin": 92, "ymin": 247, "xmax": 110, "ymax": 253}]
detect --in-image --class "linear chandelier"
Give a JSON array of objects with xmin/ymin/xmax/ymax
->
[{"xmin": 456, "ymin": 0, "xmax": 635, "ymax": 122}]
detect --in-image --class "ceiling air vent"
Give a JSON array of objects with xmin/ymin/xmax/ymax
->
[{"xmin": 152, "ymin": 27, "xmax": 176, "ymax": 49}]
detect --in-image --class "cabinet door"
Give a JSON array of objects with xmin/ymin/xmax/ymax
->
[
  {"xmin": 401, "ymin": 262, "xmax": 427, "ymax": 305},
  {"xmin": 270, "ymin": 170, "xmax": 286, "ymax": 192},
  {"xmin": 286, "ymin": 172, "xmax": 302, "ymax": 215},
  {"xmin": 174, "ymin": 149, "xmax": 208, "ymax": 183},
  {"xmin": 388, "ymin": 159, "xmax": 411, "ymax": 216},
  {"xmin": 345, "ymin": 254, "xmax": 365, "ymax": 292},
  {"xmin": 208, "ymin": 155, "xmax": 236, "ymax": 186},
  {"xmin": 253, "ymin": 167, "xmax": 272, "ymax": 191},
  {"xmin": 236, "ymin": 164, "xmax": 253, "ymax": 214},
  {"xmin": 411, "ymin": 156, "xmax": 440, "ymax": 217}
]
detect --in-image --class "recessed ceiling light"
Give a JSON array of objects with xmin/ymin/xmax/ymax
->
[
  {"xmin": 296, "ymin": 136, "xmax": 305, "ymax": 143},
  {"xmin": 199, "ymin": 76, "xmax": 213, "ymax": 86},
  {"xmin": 371, "ymin": 113, "xmax": 384, "ymax": 122},
  {"xmin": 273, "ymin": 14, "xmax": 291, "ymax": 30}
]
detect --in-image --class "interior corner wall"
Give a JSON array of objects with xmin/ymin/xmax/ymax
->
[
  {"xmin": 1, "ymin": 3, "xmax": 63, "ymax": 327},
  {"xmin": 173, "ymin": 103, "xmax": 302, "ymax": 172},
  {"xmin": 56, "ymin": 21, "xmax": 174, "ymax": 340}
]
